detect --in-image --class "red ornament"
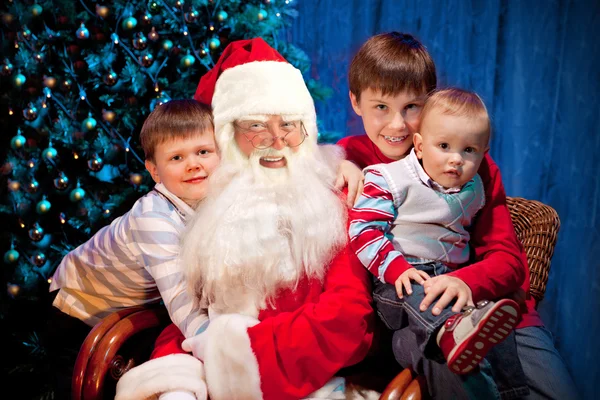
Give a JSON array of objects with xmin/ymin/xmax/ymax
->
[
  {"xmin": 74, "ymin": 60, "xmax": 87, "ymax": 70},
  {"xmin": 68, "ymin": 44, "xmax": 80, "ymax": 55}
]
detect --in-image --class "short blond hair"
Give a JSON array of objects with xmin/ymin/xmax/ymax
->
[
  {"xmin": 140, "ymin": 99, "xmax": 214, "ymax": 161},
  {"xmin": 421, "ymin": 88, "xmax": 491, "ymax": 137}
]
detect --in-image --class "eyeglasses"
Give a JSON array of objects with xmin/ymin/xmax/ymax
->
[{"xmin": 234, "ymin": 120, "xmax": 307, "ymax": 149}]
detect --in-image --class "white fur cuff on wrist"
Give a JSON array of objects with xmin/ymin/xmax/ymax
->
[{"xmin": 203, "ymin": 314, "xmax": 263, "ymax": 400}]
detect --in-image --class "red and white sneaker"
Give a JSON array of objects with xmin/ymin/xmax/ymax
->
[{"xmin": 436, "ymin": 298, "xmax": 521, "ymax": 375}]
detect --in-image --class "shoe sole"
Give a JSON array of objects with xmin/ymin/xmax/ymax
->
[{"xmin": 447, "ymin": 299, "xmax": 520, "ymax": 375}]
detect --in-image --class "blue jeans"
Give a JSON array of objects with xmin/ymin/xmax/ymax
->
[
  {"xmin": 373, "ymin": 262, "xmax": 529, "ymax": 399},
  {"xmin": 515, "ymin": 326, "xmax": 579, "ymax": 400}
]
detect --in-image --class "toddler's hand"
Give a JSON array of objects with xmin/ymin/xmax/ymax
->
[
  {"xmin": 335, "ymin": 160, "xmax": 364, "ymax": 207},
  {"xmin": 419, "ymin": 275, "xmax": 474, "ymax": 316},
  {"xmin": 395, "ymin": 268, "xmax": 430, "ymax": 298}
]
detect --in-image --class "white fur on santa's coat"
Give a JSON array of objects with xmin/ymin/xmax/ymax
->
[{"xmin": 115, "ymin": 353, "xmax": 207, "ymax": 400}]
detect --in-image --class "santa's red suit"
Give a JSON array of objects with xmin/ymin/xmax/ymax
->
[
  {"xmin": 145, "ymin": 248, "xmax": 374, "ymax": 400},
  {"xmin": 115, "ymin": 38, "xmax": 375, "ymax": 400}
]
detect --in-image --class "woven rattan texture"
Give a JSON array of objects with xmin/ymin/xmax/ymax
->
[{"xmin": 506, "ymin": 197, "xmax": 560, "ymax": 303}]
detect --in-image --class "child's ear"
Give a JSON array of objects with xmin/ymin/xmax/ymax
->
[
  {"xmin": 145, "ymin": 160, "xmax": 160, "ymax": 183},
  {"xmin": 413, "ymin": 133, "xmax": 424, "ymax": 159},
  {"xmin": 349, "ymin": 91, "xmax": 363, "ymax": 116}
]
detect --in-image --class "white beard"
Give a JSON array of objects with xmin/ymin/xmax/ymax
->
[{"xmin": 181, "ymin": 140, "xmax": 348, "ymax": 317}]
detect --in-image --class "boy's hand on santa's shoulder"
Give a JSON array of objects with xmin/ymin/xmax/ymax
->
[
  {"xmin": 419, "ymin": 275, "xmax": 474, "ymax": 316},
  {"xmin": 335, "ymin": 160, "xmax": 364, "ymax": 207},
  {"xmin": 395, "ymin": 268, "xmax": 430, "ymax": 299}
]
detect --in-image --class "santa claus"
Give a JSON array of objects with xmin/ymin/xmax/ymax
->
[{"xmin": 116, "ymin": 38, "xmax": 374, "ymax": 400}]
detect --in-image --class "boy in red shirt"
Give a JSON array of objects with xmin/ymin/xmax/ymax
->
[{"xmin": 339, "ymin": 32, "xmax": 578, "ymax": 399}]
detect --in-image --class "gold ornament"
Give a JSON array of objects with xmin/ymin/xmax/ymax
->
[
  {"xmin": 130, "ymin": 173, "xmax": 143, "ymax": 185},
  {"xmin": 102, "ymin": 109, "xmax": 116, "ymax": 123},
  {"xmin": 8, "ymin": 180, "xmax": 20, "ymax": 192},
  {"xmin": 43, "ymin": 76, "xmax": 57, "ymax": 88},
  {"xmin": 96, "ymin": 4, "xmax": 110, "ymax": 18},
  {"xmin": 7, "ymin": 284, "xmax": 20, "ymax": 297}
]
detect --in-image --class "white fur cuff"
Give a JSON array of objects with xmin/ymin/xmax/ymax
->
[
  {"xmin": 115, "ymin": 353, "xmax": 207, "ymax": 400},
  {"xmin": 203, "ymin": 314, "xmax": 263, "ymax": 400}
]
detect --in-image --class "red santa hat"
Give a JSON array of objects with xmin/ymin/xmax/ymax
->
[{"xmin": 193, "ymin": 38, "xmax": 318, "ymax": 154}]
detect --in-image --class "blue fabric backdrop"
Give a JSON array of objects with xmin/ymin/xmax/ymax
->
[{"xmin": 287, "ymin": 0, "xmax": 599, "ymax": 397}]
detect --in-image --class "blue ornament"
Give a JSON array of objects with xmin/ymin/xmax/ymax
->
[
  {"xmin": 83, "ymin": 114, "xmax": 97, "ymax": 131},
  {"xmin": 11, "ymin": 133, "xmax": 26, "ymax": 149},
  {"xmin": 4, "ymin": 249, "xmax": 19, "ymax": 264},
  {"xmin": 208, "ymin": 37, "xmax": 220, "ymax": 50},
  {"xmin": 180, "ymin": 54, "xmax": 195, "ymax": 68},
  {"xmin": 36, "ymin": 199, "xmax": 51, "ymax": 214},
  {"xmin": 70, "ymin": 187, "xmax": 86, "ymax": 202},
  {"xmin": 257, "ymin": 9, "xmax": 268, "ymax": 21},
  {"xmin": 122, "ymin": 17, "xmax": 138, "ymax": 30},
  {"xmin": 162, "ymin": 39, "xmax": 173, "ymax": 52},
  {"xmin": 13, "ymin": 73, "xmax": 26, "ymax": 87},
  {"xmin": 76, "ymin": 23, "xmax": 90, "ymax": 39},
  {"xmin": 30, "ymin": 4, "xmax": 43, "ymax": 17},
  {"xmin": 43, "ymin": 146, "xmax": 57, "ymax": 160},
  {"xmin": 216, "ymin": 10, "xmax": 228, "ymax": 22}
]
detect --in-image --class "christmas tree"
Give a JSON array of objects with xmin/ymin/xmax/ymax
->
[{"xmin": 0, "ymin": 0, "xmax": 334, "ymax": 397}]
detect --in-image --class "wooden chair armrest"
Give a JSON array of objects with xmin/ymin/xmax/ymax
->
[
  {"xmin": 379, "ymin": 368, "xmax": 415, "ymax": 400},
  {"xmin": 72, "ymin": 304, "xmax": 169, "ymax": 400},
  {"xmin": 399, "ymin": 376, "xmax": 427, "ymax": 400}
]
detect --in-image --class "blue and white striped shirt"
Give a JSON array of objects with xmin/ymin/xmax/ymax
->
[{"xmin": 49, "ymin": 183, "xmax": 208, "ymax": 338}]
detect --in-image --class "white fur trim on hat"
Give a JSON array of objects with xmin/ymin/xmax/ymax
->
[
  {"xmin": 211, "ymin": 60, "xmax": 319, "ymax": 151},
  {"xmin": 202, "ymin": 314, "xmax": 263, "ymax": 400},
  {"xmin": 115, "ymin": 353, "xmax": 207, "ymax": 400}
]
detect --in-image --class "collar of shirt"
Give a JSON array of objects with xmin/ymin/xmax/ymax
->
[
  {"xmin": 407, "ymin": 149, "xmax": 463, "ymax": 194},
  {"xmin": 153, "ymin": 183, "xmax": 195, "ymax": 220}
]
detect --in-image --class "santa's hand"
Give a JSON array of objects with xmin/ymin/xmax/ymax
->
[{"xmin": 182, "ymin": 331, "xmax": 208, "ymax": 361}]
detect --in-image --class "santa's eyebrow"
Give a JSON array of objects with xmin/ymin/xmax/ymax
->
[{"xmin": 237, "ymin": 114, "xmax": 269, "ymax": 122}]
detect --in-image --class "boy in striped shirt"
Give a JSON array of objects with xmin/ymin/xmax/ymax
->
[
  {"xmin": 349, "ymin": 88, "xmax": 521, "ymax": 375},
  {"xmin": 47, "ymin": 100, "xmax": 219, "ymax": 397}
]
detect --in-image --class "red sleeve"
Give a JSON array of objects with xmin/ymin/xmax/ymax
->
[
  {"xmin": 447, "ymin": 153, "xmax": 527, "ymax": 302},
  {"xmin": 248, "ymin": 246, "xmax": 375, "ymax": 399}
]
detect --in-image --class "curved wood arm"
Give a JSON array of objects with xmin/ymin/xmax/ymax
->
[
  {"xmin": 379, "ymin": 368, "xmax": 415, "ymax": 400},
  {"xmin": 72, "ymin": 305, "xmax": 169, "ymax": 400},
  {"xmin": 399, "ymin": 376, "xmax": 427, "ymax": 400},
  {"xmin": 72, "ymin": 306, "xmax": 148, "ymax": 400}
]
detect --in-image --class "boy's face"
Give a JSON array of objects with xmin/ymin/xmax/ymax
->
[
  {"xmin": 145, "ymin": 132, "xmax": 220, "ymax": 206},
  {"xmin": 350, "ymin": 88, "xmax": 425, "ymax": 160},
  {"xmin": 413, "ymin": 109, "xmax": 489, "ymax": 189}
]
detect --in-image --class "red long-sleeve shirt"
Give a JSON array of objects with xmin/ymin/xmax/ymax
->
[{"xmin": 338, "ymin": 134, "xmax": 542, "ymax": 329}]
